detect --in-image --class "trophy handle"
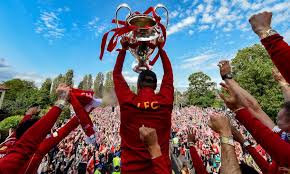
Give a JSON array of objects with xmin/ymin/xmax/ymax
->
[
  {"xmin": 116, "ymin": 3, "xmax": 132, "ymax": 28},
  {"xmin": 154, "ymin": 4, "xmax": 169, "ymax": 28}
]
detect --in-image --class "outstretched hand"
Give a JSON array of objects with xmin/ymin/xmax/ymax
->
[{"xmin": 186, "ymin": 127, "xmax": 197, "ymax": 143}]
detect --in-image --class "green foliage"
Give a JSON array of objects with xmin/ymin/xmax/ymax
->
[
  {"xmin": 0, "ymin": 115, "xmax": 23, "ymax": 131},
  {"xmin": 94, "ymin": 72, "xmax": 104, "ymax": 98},
  {"xmin": 186, "ymin": 72, "xmax": 218, "ymax": 107},
  {"xmin": 79, "ymin": 74, "xmax": 93, "ymax": 90},
  {"xmin": 104, "ymin": 71, "xmax": 114, "ymax": 93},
  {"xmin": 3, "ymin": 79, "xmax": 40, "ymax": 115},
  {"xmin": 64, "ymin": 69, "xmax": 74, "ymax": 86},
  {"xmin": 231, "ymin": 44, "xmax": 283, "ymax": 120},
  {"xmin": 51, "ymin": 74, "xmax": 65, "ymax": 102}
]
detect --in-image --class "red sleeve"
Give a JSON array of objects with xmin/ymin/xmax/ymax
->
[
  {"xmin": 113, "ymin": 49, "xmax": 135, "ymax": 104},
  {"xmin": 158, "ymin": 48, "xmax": 174, "ymax": 104},
  {"xmin": 245, "ymin": 146, "xmax": 269, "ymax": 174},
  {"xmin": 37, "ymin": 116, "xmax": 79, "ymax": 155},
  {"xmin": 189, "ymin": 146, "xmax": 209, "ymax": 174},
  {"xmin": 235, "ymin": 108, "xmax": 290, "ymax": 167},
  {"xmin": 261, "ymin": 34, "xmax": 290, "ymax": 83},
  {"xmin": 0, "ymin": 106, "xmax": 62, "ymax": 173},
  {"xmin": 152, "ymin": 155, "xmax": 171, "ymax": 174}
]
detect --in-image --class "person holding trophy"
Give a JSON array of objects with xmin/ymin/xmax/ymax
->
[{"xmin": 105, "ymin": 4, "xmax": 173, "ymax": 173}]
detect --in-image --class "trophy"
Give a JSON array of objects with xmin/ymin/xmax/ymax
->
[{"xmin": 99, "ymin": 4, "xmax": 169, "ymax": 73}]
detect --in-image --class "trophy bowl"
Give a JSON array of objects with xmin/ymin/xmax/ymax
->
[{"xmin": 116, "ymin": 4, "xmax": 168, "ymax": 73}]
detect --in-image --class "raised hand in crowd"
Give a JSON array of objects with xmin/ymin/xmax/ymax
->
[
  {"xmin": 250, "ymin": 11, "xmax": 290, "ymax": 84},
  {"xmin": 209, "ymin": 114, "xmax": 232, "ymax": 137},
  {"xmin": 186, "ymin": 127, "xmax": 197, "ymax": 144},
  {"xmin": 218, "ymin": 60, "xmax": 276, "ymax": 129},
  {"xmin": 56, "ymin": 83, "xmax": 71, "ymax": 102},
  {"xmin": 139, "ymin": 126, "xmax": 161, "ymax": 159},
  {"xmin": 209, "ymin": 114, "xmax": 242, "ymax": 174},
  {"xmin": 249, "ymin": 11, "xmax": 272, "ymax": 39}
]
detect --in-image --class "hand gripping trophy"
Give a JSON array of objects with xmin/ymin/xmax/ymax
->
[{"xmin": 99, "ymin": 3, "xmax": 169, "ymax": 73}]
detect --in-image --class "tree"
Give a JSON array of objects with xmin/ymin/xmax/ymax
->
[
  {"xmin": 186, "ymin": 72, "xmax": 217, "ymax": 107},
  {"xmin": 51, "ymin": 74, "xmax": 64, "ymax": 102},
  {"xmin": 104, "ymin": 71, "xmax": 114, "ymax": 93},
  {"xmin": 94, "ymin": 72, "xmax": 104, "ymax": 98},
  {"xmin": 88, "ymin": 74, "xmax": 93, "ymax": 90},
  {"xmin": 3, "ymin": 79, "xmax": 36, "ymax": 101},
  {"xmin": 78, "ymin": 74, "xmax": 92, "ymax": 90},
  {"xmin": 64, "ymin": 69, "xmax": 74, "ymax": 86},
  {"xmin": 78, "ymin": 81, "xmax": 84, "ymax": 89},
  {"xmin": 231, "ymin": 44, "xmax": 283, "ymax": 120},
  {"xmin": 39, "ymin": 78, "xmax": 52, "ymax": 106},
  {"xmin": 2, "ymin": 79, "xmax": 39, "ymax": 115}
]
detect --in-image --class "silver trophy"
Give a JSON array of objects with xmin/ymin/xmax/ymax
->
[{"xmin": 115, "ymin": 3, "xmax": 169, "ymax": 73}]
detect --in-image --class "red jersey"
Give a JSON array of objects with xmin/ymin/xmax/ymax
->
[
  {"xmin": 261, "ymin": 34, "xmax": 290, "ymax": 84},
  {"xmin": 113, "ymin": 48, "xmax": 174, "ymax": 174}
]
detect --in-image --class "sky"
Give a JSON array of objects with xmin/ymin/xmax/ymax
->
[{"xmin": 0, "ymin": 0, "xmax": 289, "ymax": 91}]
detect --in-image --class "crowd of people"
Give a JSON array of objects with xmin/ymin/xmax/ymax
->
[
  {"xmin": 0, "ymin": 10, "xmax": 290, "ymax": 174},
  {"xmin": 171, "ymin": 106, "xmax": 264, "ymax": 173}
]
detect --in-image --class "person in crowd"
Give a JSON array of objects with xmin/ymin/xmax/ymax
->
[
  {"xmin": 218, "ymin": 60, "xmax": 290, "ymax": 136},
  {"xmin": 0, "ymin": 84, "xmax": 71, "ymax": 174},
  {"xmin": 22, "ymin": 89, "xmax": 103, "ymax": 174},
  {"xmin": 113, "ymin": 37, "xmax": 174, "ymax": 173},
  {"xmin": 219, "ymin": 71, "xmax": 290, "ymax": 169},
  {"xmin": 0, "ymin": 104, "xmax": 40, "ymax": 159}
]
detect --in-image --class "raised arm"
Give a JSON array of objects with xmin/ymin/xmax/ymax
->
[
  {"xmin": 0, "ymin": 84, "xmax": 70, "ymax": 173},
  {"xmin": 249, "ymin": 11, "xmax": 290, "ymax": 83},
  {"xmin": 139, "ymin": 126, "xmax": 171, "ymax": 174},
  {"xmin": 112, "ymin": 40, "xmax": 135, "ymax": 104},
  {"xmin": 272, "ymin": 68, "xmax": 290, "ymax": 102},
  {"xmin": 218, "ymin": 60, "xmax": 275, "ymax": 129},
  {"xmin": 187, "ymin": 128, "xmax": 209, "ymax": 174},
  {"xmin": 158, "ymin": 46, "xmax": 174, "ymax": 103},
  {"xmin": 23, "ymin": 116, "xmax": 79, "ymax": 174},
  {"xmin": 209, "ymin": 114, "xmax": 241, "ymax": 174},
  {"xmin": 219, "ymin": 86, "xmax": 290, "ymax": 167},
  {"xmin": 235, "ymin": 109, "xmax": 290, "ymax": 167}
]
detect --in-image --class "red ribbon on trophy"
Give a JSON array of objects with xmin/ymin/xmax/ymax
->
[{"xmin": 99, "ymin": 4, "xmax": 169, "ymax": 73}]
